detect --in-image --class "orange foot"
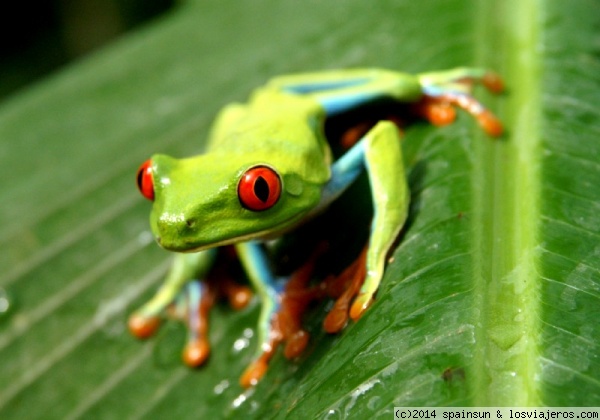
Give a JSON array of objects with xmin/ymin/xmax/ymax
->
[
  {"xmin": 240, "ymin": 244, "xmax": 328, "ymax": 387},
  {"xmin": 321, "ymin": 245, "xmax": 369, "ymax": 332},
  {"xmin": 181, "ymin": 269, "xmax": 253, "ymax": 367},
  {"xmin": 239, "ymin": 243, "xmax": 373, "ymax": 387},
  {"xmin": 413, "ymin": 72, "xmax": 504, "ymax": 137},
  {"xmin": 129, "ymin": 250, "xmax": 253, "ymax": 369}
]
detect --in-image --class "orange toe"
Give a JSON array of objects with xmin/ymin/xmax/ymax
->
[
  {"xmin": 128, "ymin": 314, "xmax": 160, "ymax": 339},
  {"xmin": 240, "ymin": 358, "xmax": 268, "ymax": 388},
  {"xmin": 349, "ymin": 295, "xmax": 373, "ymax": 321},
  {"xmin": 284, "ymin": 330, "xmax": 310, "ymax": 359},
  {"xmin": 183, "ymin": 339, "xmax": 210, "ymax": 367}
]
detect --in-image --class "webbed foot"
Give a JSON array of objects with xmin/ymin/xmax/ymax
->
[
  {"xmin": 127, "ymin": 279, "xmax": 216, "ymax": 366},
  {"xmin": 240, "ymin": 244, "xmax": 327, "ymax": 387},
  {"xmin": 128, "ymin": 250, "xmax": 252, "ymax": 368},
  {"xmin": 321, "ymin": 246, "xmax": 368, "ymax": 332},
  {"xmin": 239, "ymin": 243, "xmax": 376, "ymax": 387},
  {"xmin": 416, "ymin": 70, "xmax": 504, "ymax": 136}
]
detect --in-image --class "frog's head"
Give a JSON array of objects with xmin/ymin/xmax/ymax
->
[{"xmin": 136, "ymin": 153, "xmax": 325, "ymax": 252}]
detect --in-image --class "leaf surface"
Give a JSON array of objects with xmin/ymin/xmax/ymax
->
[{"xmin": 1, "ymin": 1, "xmax": 599, "ymax": 418}]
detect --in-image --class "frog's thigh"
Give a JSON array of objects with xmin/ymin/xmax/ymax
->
[
  {"xmin": 267, "ymin": 69, "xmax": 421, "ymax": 115},
  {"xmin": 310, "ymin": 72, "xmax": 421, "ymax": 115},
  {"xmin": 266, "ymin": 69, "xmax": 383, "ymax": 93},
  {"xmin": 418, "ymin": 67, "xmax": 488, "ymax": 87},
  {"xmin": 353, "ymin": 120, "xmax": 410, "ymax": 317}
]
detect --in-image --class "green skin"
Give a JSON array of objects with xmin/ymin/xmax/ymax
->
[
  {"xmin": 133, "ymin": 68, "xmax": 500, "ymax": 382},
  {"xmin": 149, "ymin": 92, "xmax": 331, "ymax": 251}
]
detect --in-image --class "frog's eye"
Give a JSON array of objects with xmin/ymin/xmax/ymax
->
[
  {"xmin": 136, "ymin": 159, "xmax": 155, "ymax": 201},
  {"xmin": 238, "ymin": 165, "xmax": 281, "ymax": 211}
]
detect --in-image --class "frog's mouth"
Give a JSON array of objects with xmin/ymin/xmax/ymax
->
[
  {"xmin": 156, "ymin": 231, "xmax": 262, "ymax": 252},
  {"xmin": 154, "ymin": 210, "xmax": 310, "ymax": 253}
]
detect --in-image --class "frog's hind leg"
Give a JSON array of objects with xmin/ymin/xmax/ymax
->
[
  {"xmin": 265, "ymin": 69, "xmax": 423, "ymax": 116},
  {"xmin": 418, "ymin": 67, "xmax": 504, "ymax": 94},
  {"xmin": 417, "ymin": 68, "xmax": 504, "ymax": 136}
]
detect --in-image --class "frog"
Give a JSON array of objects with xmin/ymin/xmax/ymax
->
[{"xmin": 130, "ymin": 67, "xmax": 503, "ymax": 387}]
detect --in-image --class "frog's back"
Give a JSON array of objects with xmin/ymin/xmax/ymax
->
[{"xmin": 205, "ymin": 90, "xmax": 332, "ymax": 183}]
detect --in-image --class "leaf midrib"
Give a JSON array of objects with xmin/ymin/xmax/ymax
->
[{"xmin": 473, "ymin": 0, "xmax": 542, "ymax": 405}]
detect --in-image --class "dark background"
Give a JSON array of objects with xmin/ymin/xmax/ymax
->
[{"xmin": 0, "ymin": 0, "xmax": 175, "ymax": 99}]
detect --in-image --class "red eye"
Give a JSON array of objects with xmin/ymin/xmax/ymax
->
[
  {"xmin": 238, "ymin": 165, "xmax": 281, "ymax": 211},
  {"xmin": 136, "ymin": 159, "xmax": 155, "ymax": 201}
]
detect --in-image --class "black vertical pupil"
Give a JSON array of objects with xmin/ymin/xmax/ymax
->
[
  {"xmin": 137, "ymin": 168, "xmax": 144, "ymax": 189},
  {"xmin": 254, "ymin": 176, "xmax": 270, "ymax": 202}
]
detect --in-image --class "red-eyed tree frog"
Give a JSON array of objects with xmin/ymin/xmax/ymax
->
[{"xmin": 131, "ymin": 68, "xmax": 503, "ymax": 387}]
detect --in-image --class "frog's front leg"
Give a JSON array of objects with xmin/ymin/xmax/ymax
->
[
  {"xmin": 319, "ymin": 120, "xmax": 410, "ymax": 329},
  {"xmin": 352, "ymin": 121, "xmax": 411, "ymax": 317},
  {"xmin": 265, "ymin": 67, "xmax": 502, "ymax": 327},
  {"xmin": 235, "ymin": 241, "xmax": 284, "ymax": 387},
  {"xmin": 129, "ymin": 251, "xmax": 215, "ymax": 334},
  {"xmin": 129, "ymin": 250, "xmax": 251, "ymax": 366},
  {"xmin": 234, "ymin": 241, "xmax": 327, "ymax": 387}
]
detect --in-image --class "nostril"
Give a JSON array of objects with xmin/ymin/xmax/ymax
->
[{"xmin": 186, "ymin": 219, "xmax": 195, "ymax": 228}]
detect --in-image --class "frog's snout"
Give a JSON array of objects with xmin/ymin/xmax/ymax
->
[
  {"xmin": 154, "ymin": 234, "xmax": 181, "ymax": 250},
  {"xmin": 153, "ymin": 213, "xmax": 201, "ymax": 251}
]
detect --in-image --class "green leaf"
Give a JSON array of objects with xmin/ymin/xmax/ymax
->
[{"xmin": 1, "ymin": 0, "xmax": 599, "ymax": 418}]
